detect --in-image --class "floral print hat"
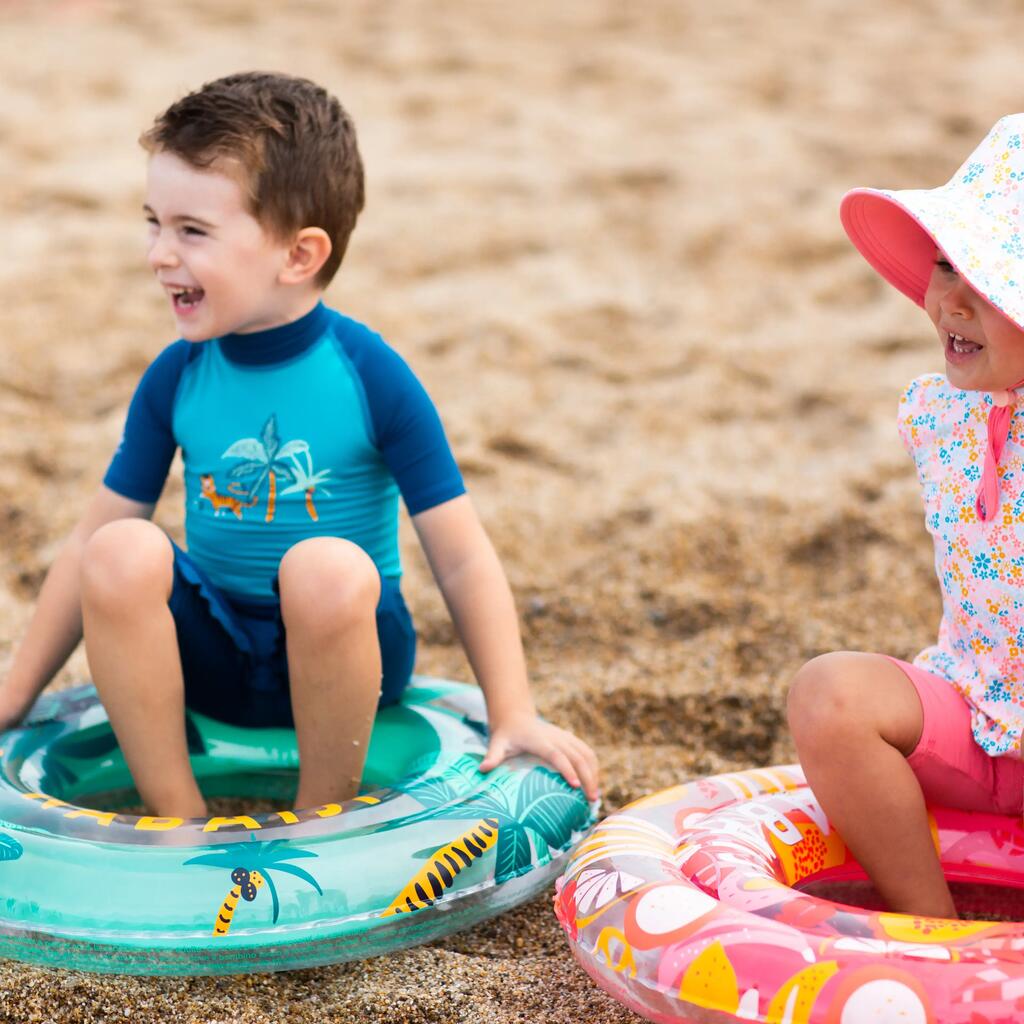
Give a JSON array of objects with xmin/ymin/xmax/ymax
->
[
  {"xmin": 840, "ymin": 114, "xmax": 1024, "ymax": 522},
  {"xmin": 840, "ymin": 114, "xmax": 1024, "ymax": 330}
]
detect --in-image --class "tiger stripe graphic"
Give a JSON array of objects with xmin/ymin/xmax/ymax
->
[
  {"xmin": 381, "ymin": 817, "xmax": 500, "ymax": 917},
  {"xmin": 213, "ymin": 868, "xmax": 265, "ymax": 936}
]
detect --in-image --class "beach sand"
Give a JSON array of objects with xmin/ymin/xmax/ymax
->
[{"xmin": 0, "ymin": 0, "xmax": 1018, "ymax": 1019}]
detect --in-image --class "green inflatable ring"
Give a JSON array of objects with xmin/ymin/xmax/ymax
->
[{"xmin": 0, "ymin": 676, "xmax": 596, "ymax": 975}]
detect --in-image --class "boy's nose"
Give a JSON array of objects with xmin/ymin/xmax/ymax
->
[{"xmin": 147, "ymin": 231, "xmax": 180, "ymax": 271}]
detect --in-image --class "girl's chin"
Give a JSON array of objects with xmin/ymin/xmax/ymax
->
[{"xmin": 946, "ymin": 368, "xmax": 1022, "ymax": 394}]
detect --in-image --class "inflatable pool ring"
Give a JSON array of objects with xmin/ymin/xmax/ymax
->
[
  {"xmin": 555, "ymin": 764, "xmax": 1024, "ymax": 1024},
  {"xmin": 0, "ymin": 676, "xmax": 595, "ymax": 975}
]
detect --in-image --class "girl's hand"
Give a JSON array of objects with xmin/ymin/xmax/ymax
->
[{"xmin": 479, "ymin": 713, "xmax": 600, "ymax": 802}]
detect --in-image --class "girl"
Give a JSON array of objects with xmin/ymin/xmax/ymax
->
[{"xmin": 788, "ymin": 115, "xmax": 1024, "ymax": 918}]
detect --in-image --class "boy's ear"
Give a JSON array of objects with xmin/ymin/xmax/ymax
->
[{"xmin": 279, "ymin": 227, "xmax": 332, "ymax": 285}]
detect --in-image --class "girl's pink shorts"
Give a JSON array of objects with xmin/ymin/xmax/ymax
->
[{"xmin": 886, "ymin": 656, "xmax": 1023, "ymax": 815}]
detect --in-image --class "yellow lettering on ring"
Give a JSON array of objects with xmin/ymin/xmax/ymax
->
[
  {"xmin": 136, "ymin": 816, "xmax": 184, "ymax": 831},
  {"xmin": 274, "ymin": 811, "xmax": 300, "ymax": 825},
  {"xmin": 64, "ymin": 808, "xmax": 117, "ymax": 826},
  {"xmin": 23, "ymin": 792, "xmax": 70, "ymax": 810},
  {"xmin": 314, "ymin": 803, "xmax": 343, "ymax": 819},
  {"xmin": 203, "ymin": 815, "xmax": 262, "ymax": 833}
]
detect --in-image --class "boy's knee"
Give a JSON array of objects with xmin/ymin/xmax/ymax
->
[
  {"xmin": 279, "ymin": 538, "xmax": 380, "ymax": 634},
  {"xmin": 80, "ymin": 520, "xmax": 173, "ymax": 610}
]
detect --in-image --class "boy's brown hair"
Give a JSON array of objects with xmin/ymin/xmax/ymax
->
[{"xmin": 141, "ymin": 72, "xmax": 364, "ymax": 287}]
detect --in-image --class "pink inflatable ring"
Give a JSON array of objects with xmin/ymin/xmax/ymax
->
[{"xmin": 554, "ymin": 765, "xmax": 1024, "ymax": 1024}]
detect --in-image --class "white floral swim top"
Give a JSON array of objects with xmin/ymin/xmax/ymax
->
[{"xmin": 899, "ymin": 373, "xmax": 1024, "ymax": 757}]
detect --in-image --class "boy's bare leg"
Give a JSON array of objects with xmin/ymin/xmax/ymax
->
[
  {"xmin": 279, "ymin": 538, "xmax": 382, "ymax": 809},
  {"xmin": 787, "ymin": 651, "xmax": 956, "ymax": 918},
  {"xmin": 80, "ymin": 520, "xmax": 207, "ymax": 818}
]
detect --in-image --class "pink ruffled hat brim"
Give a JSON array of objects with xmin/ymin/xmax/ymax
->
[
  {"xmin": 839, "ymin": 114, "xmax": 1024, "ymax": 525},
  {"xmin": 839, "ymin": 114, "xmax": 1024, "ymax": 331},
  {"xmin": 839, "ymin": 189, "xmax": 941, "ymax": 308}
]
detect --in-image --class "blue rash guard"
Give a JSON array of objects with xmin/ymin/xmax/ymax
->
[{"xmin": 104, "ymin": 302, "xmax": 466, "ymax": 601}]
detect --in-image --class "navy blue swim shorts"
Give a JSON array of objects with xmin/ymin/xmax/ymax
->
[{"xmin": 167, "ymin": 541, "xmax": 416, "ymax": 728}]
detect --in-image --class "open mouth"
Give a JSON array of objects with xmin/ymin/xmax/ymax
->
[
  {"xmin": 946, "ymin": 331, "xmax": 982, "ymax": 356},
  {"xmin": 942, "ymin": 331, "xmax": 983, "ymax": 364},
  {"xmin": 169, "ymin": 286, "xmax": 205, "ymax": 312}
]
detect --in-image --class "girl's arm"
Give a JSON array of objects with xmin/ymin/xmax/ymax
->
[
  {"xmin": 412, "ymin": 494, "xmax": 599, "ymax": 800},
  {"xmin": 0, "ymin": 485, "xmax": 155, "ymax": 725}
]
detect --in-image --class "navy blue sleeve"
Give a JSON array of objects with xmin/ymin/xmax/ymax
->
[
  {"xmin": 335, "ymin": 317, "xmax": 466, "ymax": 515},
  {"xmin": 103, "ymin": 341, "xmax": 192, "ymax": 503}
]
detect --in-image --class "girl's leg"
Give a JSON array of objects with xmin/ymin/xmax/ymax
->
[
  {"xmin": 787, "ymin": 651, "xmax": 956, "ymax": 918},
  {"xmin": 80, "ymin": 519, "xmax": 207, "ymax": 818},
  {"xmin": 278, "ymin": 537, "xmax": 382, "ymax": 809}
]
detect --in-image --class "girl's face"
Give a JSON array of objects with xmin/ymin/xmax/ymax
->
[{"xmin": 924, "ymin": 251, "xmax": 1024, "ymax": 392}]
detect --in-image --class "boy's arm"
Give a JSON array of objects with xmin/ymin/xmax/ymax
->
[
  {"xmin": 0, "ymin": 485, "xmax": 155, "ymax": 727},
  {"xmin": 412, "ymin": 494, "xmax": 599, "ymax": 800}
]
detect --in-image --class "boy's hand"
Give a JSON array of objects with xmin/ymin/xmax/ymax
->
[
  {"xmin": 479, "ymin": 713, "xmax": 599, "ymax": 802},
  {"xmin": 0, "ymin": 684, "xmax": 30, "ymax": 734}
]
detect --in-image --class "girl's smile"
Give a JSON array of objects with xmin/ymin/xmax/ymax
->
[
  {"xmin": 942, "ymin": 329, "xmax": 983, "ymax": 365},
  {"xmin": 924, "ymin": 252, "xmax": 1024, "ymax": 392}
]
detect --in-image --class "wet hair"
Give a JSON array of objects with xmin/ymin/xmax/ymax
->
[{"xmin": 141, "ymin": 71, "xmax": 365, "ymax": 286}]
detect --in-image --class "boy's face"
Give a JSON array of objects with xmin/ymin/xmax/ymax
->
[
  {"xmin": 924, "ymin": 251, "xmax": 1024, "ymax": 392},
  {"xmin": 144, "ymin": 151, "xmax": 295, "ymax": 341}
]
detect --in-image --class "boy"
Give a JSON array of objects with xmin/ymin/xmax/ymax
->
[{"xmin": 0, "ymin": 72, "xmax": 598, "ymax": 817}]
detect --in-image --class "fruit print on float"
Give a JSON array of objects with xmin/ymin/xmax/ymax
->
[{"xmin": 555, "ymin": 766, "xmax": 1024, "ymax": 1024}]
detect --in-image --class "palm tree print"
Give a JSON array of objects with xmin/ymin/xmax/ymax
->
[
  {"xmin": 184, "ymin": 836, "xmax": 322, "ymax": 936},
  {"xmin": 221, "ymin": 415, "xmax": 307, "ymax": 523},
  {"xmin": 278, "ymin": 444, "xmax": 337, "ymax": 522},
  {"xmin": 0, "ymin": 834, "xmax": 22, "ymax": 865},
  {"xmin": 399, "ymin": 755, "xmax": 591, "ymax": 888}
]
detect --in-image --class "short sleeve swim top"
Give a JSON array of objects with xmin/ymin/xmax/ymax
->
[
  {"xmin": 899, "ymin": 372, "xmax": 1024, "ymax": 755},
  {"xmin": 104, "ymin": 302, "xmax": 465, "ymax": 600}
]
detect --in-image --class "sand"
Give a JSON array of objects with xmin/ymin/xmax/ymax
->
[{"xmin": 0, "ymin": 0, "xmax": 1018, "ymax": 1019}]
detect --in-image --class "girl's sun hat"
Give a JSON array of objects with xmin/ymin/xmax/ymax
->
[
  {"xmin": 840, "ymin": 114, "xmax": 1024, "ymax": 331},
  {"xmin": 839, "ymin": 114, "xmax": 1024, "ymax": 522}
]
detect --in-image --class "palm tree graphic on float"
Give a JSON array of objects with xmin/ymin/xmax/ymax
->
[
  {"xmin": 184, "ymin": 836, "xmax": 323, "ymax": 936},
  {"xmin": 222, "ymin": 415, "xmax": 336, "ymax": 522}
]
